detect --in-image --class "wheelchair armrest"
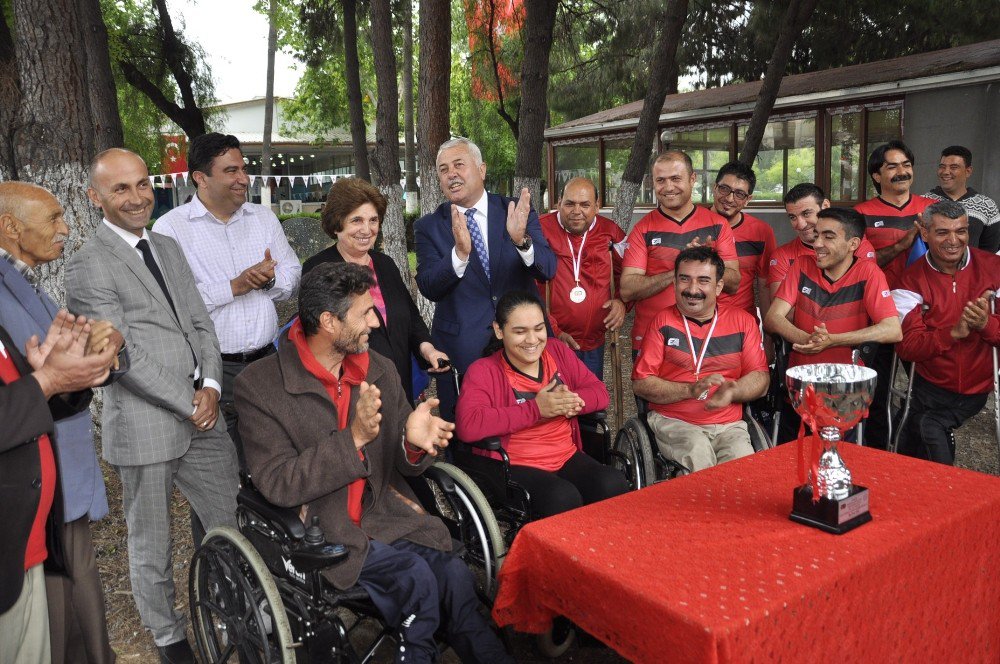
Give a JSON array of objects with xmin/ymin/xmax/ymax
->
[
  {"xmin": 581, "ymin": 410, "xmax": 607, "ymax": 422},
  {"xmin": 289, "ymin": 538, "xmax": 348, "ymax": 574},
  {"xmin": 464, "ymin": 436, "xmax": 502, "ymax": 452}
]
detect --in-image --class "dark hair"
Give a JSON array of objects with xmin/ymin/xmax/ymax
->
[
  {"xmin": 940, "ymin": 145, "xmax": 972, "ymax": 168},
  {"xmin": 188, "ymin": 133, "xmax": 242, "ymax": 176},
  {"xmin": 321, "ymin": 177, "xmax": 387, "ymax": 237},
  {"xmin": 867, "ymin": 140, "xmax": 914, "ymax": 194},
  {"xmin": 816, "ymin": 207, "xmax": 866, "ymax": 241},
  {"xmin": 674, "ymin": 246, "xmax": 725, "ymax": 281},
  {"xmin": 715, "ymin": 161, "xmax": 756, "ymax": 194},
  {"xmin": 298, "ymin": 262, "xmax": 375, "ymax": 335},
  {"xmin": 481, "ymin": 290, "xmax": 545, "ymax": 357},
  {"xmin": 784, "ymin": 182, "xmax": 826, "ymax": 206}
]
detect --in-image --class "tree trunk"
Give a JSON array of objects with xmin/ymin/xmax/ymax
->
[
  {"xmin": 0, "ymin": 10, "xmax": 22, "ymax": 180},
  {"xmin": 261, "ymin": 0, "xmax": 278, "ymax": 179},
  {"xmin": 738, "ymin": 0, "xmax": 820, "ymax": 165},
  {"xmin": 79, "ymin": 0, "xmax": 123, "ymax": 152},
  {"xmin": 512, "ymin": 0, "xmax": 558, "ymax": 211},
  {"xmin": 369, "ymin": 0, "xmax": 408, "ymax": 281},
  {"xmin": 402, "ymin": 0, "xmax": 418, "ymax": 210},
  {"xmin": 417, "ymin": 0, "xmax": 450, "ymax": 217},
  {"xmin": 343, "ymin": 0, "xmax": 371, "ymax": 182},
  {"xmin": 611, "ymin": 0, "xmax": 690, "ymax": 232}
]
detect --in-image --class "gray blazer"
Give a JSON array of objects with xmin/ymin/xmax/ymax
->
[
  {"xmin": 0, "ymin": 258, "xmax": 109, "ymax": 521},
  {"xmin": 65, "ymin": 223, "xmax": 224, "ymax": 466}
]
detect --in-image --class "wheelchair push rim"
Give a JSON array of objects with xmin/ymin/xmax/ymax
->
[{"xmin": 190, "ymin": 526, "xmax": 296, "ymax": 664}]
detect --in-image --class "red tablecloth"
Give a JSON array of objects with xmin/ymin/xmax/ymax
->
[{"xmin": 492, "ymin": 444, "xmax": 1000, "ymax": 663}]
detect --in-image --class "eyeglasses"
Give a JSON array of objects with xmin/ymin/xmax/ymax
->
[{"xmin": 715, "ymin": 183, "xmax": 750, "ymax": 202}]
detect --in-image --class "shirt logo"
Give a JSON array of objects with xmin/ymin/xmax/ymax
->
[
  {"xmin": 667, "ymin": 338, "xmax": 680, "ymax": 347},
  {"xmin": 866, "ymin": 251, "xmax": 875, "ymax": 258},
  {"xmin": 874, "ymin": 220, "xmax": 884, "ymax": 227},
  {"xmin": 801, "ymin": 286, "xmax": 812, "ymax": 295},
  {"xmin": 651, "ymin": 237, "xmax": 662, "ymax": 246},
  {"xmin": 881, "ymin": 290, "xmax": 890, "ymax": 297},
  {"xmin": 769, "ymin": 259, "xmax": 777, "ymax": 266}
]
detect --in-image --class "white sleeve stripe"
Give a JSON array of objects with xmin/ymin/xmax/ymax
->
[{"xmin": 891, "ymin": 288, "xmax": 923, "ymax": 320}]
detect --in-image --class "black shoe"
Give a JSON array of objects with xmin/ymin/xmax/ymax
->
[{"xmin": 158, "ymin": 638, "xmax": 197, "ymax": 664}]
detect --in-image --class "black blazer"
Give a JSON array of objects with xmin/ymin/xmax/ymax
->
[
  {"xmin": 0, "ymin": 326, "xmax": 91, "ymax": 612},
  {"xmin": 303, "ymin": 246, "xmax": 432, "ymax": 403}
]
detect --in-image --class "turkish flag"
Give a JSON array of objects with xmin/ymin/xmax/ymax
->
[{"xmin": 162, "ymin": 134, "xmax": 188, "ymax": 174}]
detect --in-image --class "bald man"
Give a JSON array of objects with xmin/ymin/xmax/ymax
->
[
  {"xmin": 0, "ymin": 182, "xmax": 125, "ymax": 663},
  {"xmin": 64, "ymin": 149, "xmax": 238, "ymax": 664},
  {"xmin": 536, "ymin": 177, "xmax": 626, "ymax": 379}
]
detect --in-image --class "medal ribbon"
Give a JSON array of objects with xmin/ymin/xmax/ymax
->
[
  {"xmin": 681, "ymin": 307, "xmax": 719, "ymax": 382},
  {"xmin": 561, "ymin": 215, "xmax": 596, "ymax": 291}
]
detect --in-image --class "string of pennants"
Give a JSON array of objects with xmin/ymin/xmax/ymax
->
[{"xmin": 147, "ymin": 173, "xmax": 343, "ymax": 188}]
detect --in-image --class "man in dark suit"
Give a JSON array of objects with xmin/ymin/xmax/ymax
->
[
  {"xmin": 0, "ymin": 312, "xmax": 117, "ymax": 664},
  {"xmin": 415, "ymin": 137, "xmax": 557, "ymax": 419},
  {"xmin": 0, "ymin": 181, "xmax": 125, "ymax": 663},
  {"xmin": 65, "ymin": 149, "xmax": 239, "ymax": 664}
]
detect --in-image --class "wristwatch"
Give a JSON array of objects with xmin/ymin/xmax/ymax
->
[
  {"xmin": 513, "ymin": 235, "xmax": 532, "ymax": 251},
  {"xmin": 261, "ymin": 277, "xmax": 276, "ymax": 291}
]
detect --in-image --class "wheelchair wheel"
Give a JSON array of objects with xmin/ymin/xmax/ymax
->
[
  {"xmin": 745, "ymin": 412, "xmax": 773, "ymax": 452},
  {"xmin": 536, "ymin": 616, "xmax": 576, "ymax": 658},
  {"xmin": 190, "ymin": 526, "xmax": 295, "ymax": 664},
  {"xmin": 421, "ymin": 462, "xmax": 506, "ymax": 600},
  {"xmin": 611, "ymin": 416, "xmax": 656, "ymax": 490}
]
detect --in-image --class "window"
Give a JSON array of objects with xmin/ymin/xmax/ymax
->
[
  {"xmin": 661, "ymin": 126, "xmax": 731, "ymax": 203},
  {"xmin": 604, "ymin": 136, "xmax": 654, "ymax": 207},
  {"xmin": 738, "ymin": 117, "xmax": 816, "ymax": 203},
  {"xmin": 865, "ymin": 107, "xmax": 903, "ymax": 199},
  {"xmin": 829, "ymin": 109, "xmax": 863, "ymax": 202},
  {"xmin": 553, "ymin": 141, "xmax": 599, "ymax": 204}
]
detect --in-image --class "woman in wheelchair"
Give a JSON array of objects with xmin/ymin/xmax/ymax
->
[{"xmin": 456, "ymin": 291, "xmax": 629, "ymax": 518}]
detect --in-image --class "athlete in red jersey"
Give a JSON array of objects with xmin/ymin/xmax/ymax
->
[
  {"xmin": 768, "ymin": 183, "xmax": 877, "ymax": 296},
  {"xmin": 710, "ymin": 162, "xmax": 777, "ymax": 317},
  {"xmin": 892, "ymin": 200, "xmax": 1000, "ymax": 465},
  {"xmin": 765, "ymin": 208, "xmax": 901, "ymax": 444},
  {"xmin": 536, "ymin": 177, "xmax": 626, "ymax": 380},
  {"xmin": 621, "ymin": 151, "xmax": 740, "ymax": 347},
  {"xmin": 633, "ymin": 247, "xmax": 768, "ymax": 472}
]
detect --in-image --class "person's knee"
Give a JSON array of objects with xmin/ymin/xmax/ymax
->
[
  {"xmin": 593, "ymin": 466, "xmax": 630, "ymax": 500},
  {"xmin": 533, "ymin": 481, "xmax": 583, "ymax": 518}
]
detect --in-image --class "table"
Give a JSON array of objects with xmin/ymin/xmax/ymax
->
[{"xmin": 492, "ymin": 444, "xmax": 1000, "ymax": 663}]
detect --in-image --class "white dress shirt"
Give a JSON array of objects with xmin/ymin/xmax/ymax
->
[
  {"xmin": 102, "ymin": 219, "xmax": 221, "ymax": 400},
  {"xmin": 451, "ymin": 189, "xmax": 535, "ymax": 277},
  {"xmin": 153, "ymin": 195, "xmax": 301, "ymax": 353}
]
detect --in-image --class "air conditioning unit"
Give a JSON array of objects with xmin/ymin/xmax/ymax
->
[{"xmin": 279, "ymin": 199, "xmax": 302, "ymax": 215}]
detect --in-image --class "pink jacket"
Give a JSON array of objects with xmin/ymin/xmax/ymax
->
[{"xmin": 455, "ymin": 337, "xmax": 609, "ymax": 455}]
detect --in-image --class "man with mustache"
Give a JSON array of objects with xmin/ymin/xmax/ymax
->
[
  {"xmin": 415, "ymin": 137, "xmax": 556, "ymax": 420},
  {"xmin": 621, "ymin": 151, "xmax": 740, "ymax": 353},
  {"xmin": 66, "ymin": 149, "xmax": 239, "ymax": 664},
  {"xmin": 924, "ymin": 145, "xmax": 1000, "ymax": 253},
  {"xmin": 0, "ymin": 182, "xmax": 127, "ymax": 663},
  {"xmin": 764, "ymin": 208, "xmax": 901, "ymax": 444},
  {"xmin": 855, "ymin": 141, "xmax": 932, "ymax": 448},
  {"xmin": 536, "ymin": 177, "xmax": 626, "ymax": 379},
  {"xmin": 154, "ymin": 133, "xmax": 301, "ymax": 470},
  {"xmin": 633, "ymin": 247, "xmax": 768, "ymax": 472},
  {"xmin": 892, "ymin": 200, "xmax": 1000, "ymax": 465}
]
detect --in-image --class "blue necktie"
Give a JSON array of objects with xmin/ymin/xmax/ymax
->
[{"xmin": 465, "ymin": 208, "xmax": 490, "ymax": 281}]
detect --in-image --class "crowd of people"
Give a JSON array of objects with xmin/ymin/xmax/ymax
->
[{"xmin": 1, "ymin": 130, "xmax": 998, "ymax": 664}]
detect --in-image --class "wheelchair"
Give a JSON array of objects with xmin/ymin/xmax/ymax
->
[{"xmin": 189, "ymin": 469, "xmax": 499, "ymax": 663}]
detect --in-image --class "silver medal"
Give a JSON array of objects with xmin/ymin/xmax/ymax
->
[{"xmin": 569, "ymin": 285, "xmax": 587, "ymax": 303}]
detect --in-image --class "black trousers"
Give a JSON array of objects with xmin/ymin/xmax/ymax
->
[
  {"xmin": 357, "ymin": 540, "xmax": 512, "ymax": 664},
  {"xmin": 863, "ymin": 344, "xmax": 894, "ymax": 450},
  {"xmin": 900, "ymin": 375, "xmax": 987, "ymax": 465},
  {"xmin": 509, "ymin": 450, "xmax": 630, "ymax": 519}
]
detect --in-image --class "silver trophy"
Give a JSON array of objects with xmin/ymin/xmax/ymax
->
[{"xmin": 785, "ymin": 363, "xmax": 875, "ymax": 534}]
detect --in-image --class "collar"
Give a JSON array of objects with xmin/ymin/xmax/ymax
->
[
  {"xmin": 924, "ymin": 246, "xmax": 971, "ymax": 274},
  {"xmin": 876, "ymin": 194, "xmax": 912, "ymax": 211},
  {"xmin": 455, "ymin": 189, "xmax": 489, "ymax": 217},
  {"xmin": 189, "ymin": 193, "xmax": 246, "ymax": 224},
  {"xmin": 556, "ymin": 212, "xmax": 597, "ymax": 236},
  {"xmin": 102, "ymin": 218, "xmax": 150, "ymax": 248},
  {"xmin": 0, "ymin": 247, "xmax": 39, "ymax": 286},
  {"xmin": 655, "ymin": 204, "xmax": 696, "ymax": 226}
]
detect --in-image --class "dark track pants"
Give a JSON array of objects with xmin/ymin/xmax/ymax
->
[{"xmin": 900, "ymin": 375, "xmax": 987, "ymax": 465}]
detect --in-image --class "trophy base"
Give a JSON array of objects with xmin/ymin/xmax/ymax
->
[{"xmin": 790, "ymin": 484, "xmax": 872, "ymax": 535}]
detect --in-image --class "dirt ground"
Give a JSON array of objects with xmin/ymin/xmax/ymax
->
[{"xmin": 94, "ymin": 317, "xmax": 999, "ymax": 662}]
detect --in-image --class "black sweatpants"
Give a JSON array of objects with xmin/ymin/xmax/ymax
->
[
  {"xmin": 899, "ymin": 375, "xmax": 987, "ymax": 466},
  {"xmin": 509, "ymin": 450, "xmax": 630, "ymax": 519},
  {"xmin": 356, "ymin": 539, "xmax": 512, "ymax": 664}
]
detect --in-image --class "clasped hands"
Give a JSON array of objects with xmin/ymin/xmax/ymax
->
[
  {"xmin": 792, "ymin": 324, "xmax": 834, "ymax": 354},
  {"xmin": 451, "ymin": 188, "xmax": 532, "ymax": 260},
  {"xmin": 536, "ymin": 379, "xmax": 585, "ymax": 419},
  {"xmin": 689, "ymin": 373, "xmax": 737, "ymax": 411},
  {"xmin": 27, "ymin": 310, "xmax": 121, "ymax": 397},
  {"xmin": 351, "ymin": 382, "xmax": 454, "ymax": 456},
  {"xmin": 951, "ymin": 294, "xmax": 993, "ymax": 340},
  {"xmin": 232, "ymin": 248, "xmax": 277, "ymax": 296}
]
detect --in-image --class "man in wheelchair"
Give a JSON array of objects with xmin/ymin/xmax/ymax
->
[
  {"xmin": 234, "ymin": 262, "xmax": 511, "ymax": 663},
  {"xmin": 632, "ymin": 247, "xmax": 769, "ymax": 472}
]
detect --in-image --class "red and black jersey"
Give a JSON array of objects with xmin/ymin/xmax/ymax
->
[
  {"xmin": 501, "ymin": 349, "xmax": 576, "ymax": 471},
  {"xmin": 717, "ymin": 212, "xmax": 777, "ymax": 315},
  {"xmin": 775, "ymin": 255, "xmax": 898, "ymax": 368},
  {"xmin": 855, "ymin": 195, "xmax": 933, "ymax": 289},
  {"xmin": 767, "ymin": 237, "xmax": 878, "ymax": 287},
  {"xmin": 623, "ymin": 206, "xmax": 737, "ymax": 345},
  {"xmin": 536, "ymin": 213, "xmax": 626, "ymax": 351},
  {"xmin": 632, "ymin": 304, "xmax": 767, "ymax": 425}
]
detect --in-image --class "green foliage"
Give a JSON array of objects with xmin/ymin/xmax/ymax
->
[{"xmin": 277, "ymin": 211, "xmax": 322, "ymax": 222}]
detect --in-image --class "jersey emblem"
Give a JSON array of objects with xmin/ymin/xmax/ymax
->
[
  {"xmin": 667, "ymin": 337, "xmax": 680, "ymax": 347},
  {"xmin": 769, "ymin": 259, "xmax": 777, "ymax": 266},
  {"xmin": 874, "ymin": 220, "xmax": 884, "ymax": 227},
  {"xmin": 881, "ymin": 290, "xmax": 890, "ymax": 297},
  {"xmin": 651, "ymin": 237, "xmax": 662, "ymax": 245},
  {"xmin": 801, "ymin": 286, "xmax": 812, "ymax": 295}
]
